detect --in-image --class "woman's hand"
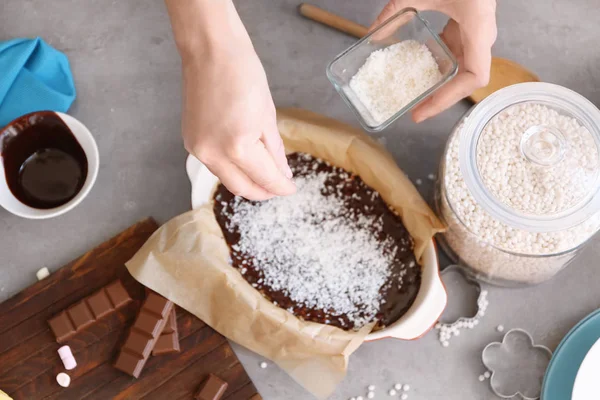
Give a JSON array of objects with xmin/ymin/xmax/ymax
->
[
  {"xmin": 371, "ymin": 0, "xmax": 498, "ymax": 123},
  {"xmin": 181, "ymin": 46, "xmax": 295, "ymax": 201},
  {"xmin": 166, "ymin": 0, "xmax": 295, "ymax": 200}
]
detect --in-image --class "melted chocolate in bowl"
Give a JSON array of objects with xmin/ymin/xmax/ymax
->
[
  {"xmin": 0, "ymin": 112, "xmax": 87, "ymax": 209},
  {"xmin": 213, "ymin": 153, "xmax": 421, "ymax": 330}
]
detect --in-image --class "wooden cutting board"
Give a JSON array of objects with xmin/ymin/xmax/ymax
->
[{"xmin": 0, "ymin": 218, "xmax": 260, "ymax": 400}]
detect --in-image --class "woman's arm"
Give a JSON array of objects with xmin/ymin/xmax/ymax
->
[{"xmin": 165, "ymin": 0, "xmax": 295, "ymax": 200}]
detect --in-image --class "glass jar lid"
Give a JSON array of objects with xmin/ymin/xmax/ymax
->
[{"xmin": 459, "ymin": 83, "xmax": 600, "ymax": 232}]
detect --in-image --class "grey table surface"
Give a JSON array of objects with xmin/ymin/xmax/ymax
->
[{"xmin": 2, "ymin": 0, "xmax": 600, "ymax": 399}]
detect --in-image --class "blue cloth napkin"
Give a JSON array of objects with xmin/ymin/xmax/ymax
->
[{"xmin": 0, "ymin": 37, "xmax": 76, "ymax": 127}]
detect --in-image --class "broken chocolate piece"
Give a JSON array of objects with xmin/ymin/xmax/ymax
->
[
  {"xmin": 67, "ymin": 301, "xmax": 94, "ymax": 330},
  {"xmin": 132, "ymin": 309, "xmax": 165, "ymax": 338},
  {"xmin": 105, "ymin": 280, "xmax": 132, "ymax": 308},
  {"xmin": 162, "ymin": 307, "xmax": 177, "ymax": 334},
  {"xmin": 152, "ymin": 308, "xmax": 179, "ymax": 355},
  {"xmin": 152, "ymin": 332, "xmax": 180, "ymax": 355},
  {"xmin": 195, "ymin": 374, "xmax": 228, "ymax": 400},
  {"xmin": 87, "ymin": 290, "xmax": 113, "ymax": 319},
  {"xmin": 114, "ymin": 291, "xmax": 173, "ymax": 378},
  {"xmin": 113, "ymin": 351, "xmax": 145, "ymax": 378},
  {"xmin": 48, "ymin": 311, "xmax": 75, "ymax": 342},
  {"xmin": 47, "ymin": 280, "xmax": 132, "ymax": 343}
]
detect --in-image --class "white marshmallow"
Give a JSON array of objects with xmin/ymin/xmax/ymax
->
[
  {"xmin": 36, "ymin": 267, "xmax": 50, "ymax": 281},
  {"xmin": 56, "ymin": 372, "xmax": 70, "ymax": 387},
  {"xmin": 58, "ymin": 345, "xmax": 77, "ymax": 370}
]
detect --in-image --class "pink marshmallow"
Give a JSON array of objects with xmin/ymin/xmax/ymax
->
[{"xmin": 57, "ymin": 345, "xmax": 77, "ymax": 370}]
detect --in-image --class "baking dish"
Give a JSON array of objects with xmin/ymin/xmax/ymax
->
[{"xmin": 186, "ymin": 154, "xmax": 446, "ymax": 341}]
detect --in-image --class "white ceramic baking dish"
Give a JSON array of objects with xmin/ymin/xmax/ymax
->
[{"xmin": 186, "ymin": 155, "xmax": 446, "ymax": 341}]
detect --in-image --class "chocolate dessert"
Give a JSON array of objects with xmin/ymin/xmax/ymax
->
[{"xmin": 213, "ymin": 153, "xmax": 421, "ymax": 330}]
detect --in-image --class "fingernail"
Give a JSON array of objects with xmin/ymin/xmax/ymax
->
[{"xmin": 285, "ymin": 165, "xmax": 293, "ymax": 179}]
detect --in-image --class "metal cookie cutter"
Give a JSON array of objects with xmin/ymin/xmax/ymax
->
[
  {"xmin": 482, "ymin": 328, "xmax": 553, "ymax": 400},
  {"xmin": 439, "ymin": 265, "xmax": 485, "ymax": 325},
  {"xmin": 435, "ymin": 265, "xmax": 488, "ymax": 346}
]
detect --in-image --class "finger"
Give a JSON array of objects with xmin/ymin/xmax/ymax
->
[
  {"xmin": 261, "ymin": 117, "xmax": 293, "ymax": 179},
  {"xmin": 206, "ymin": 160, "xmax": 275, "ymax": 201},
  {"xmin": 460, "ymin": 21, "xmax": 495, "ymax": 87},
  {"xmin": 369, "ymin": 0, "xmax": 434, "ymax": 31},
  {"xmin": 231, "ymin": 140, "xmax": 296, "ymax": 197},
  {"xmin": 411, "ymin": 71, "xmax": 482, "ymax": 122},
  {"xmin": 439, "ymin": 20, "xmax": 463, "ymax": 60},
  {"xmin": 370, "ymin": 1, "xmax": 406, "ymax": 31},
  {"xmin": 413, "ymin": 19, "xmax": 495, "ymax": 122},
  {"xmin": 369, "ymin": 1, "xmax": 436, "ymax": 45}
]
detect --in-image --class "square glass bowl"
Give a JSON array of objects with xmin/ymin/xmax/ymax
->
[{"xmin": 326, "ymin": 8, "xmax": 458, "ymax": 132}]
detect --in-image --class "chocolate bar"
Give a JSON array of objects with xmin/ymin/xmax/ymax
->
[
  {"xmin": 48, "ymin": 280, "xmax": 132, "ymax": 342},
  {"xmin": 152, "ymin": 308, "xmax": 180, "ymax": 355},
  {"xmin": 114, "ymin": 292, "xmax": 173, "ymax": 378},
  {"xmin": 195, "ymin": 374, "xmax": 228, "ymax": 400}
]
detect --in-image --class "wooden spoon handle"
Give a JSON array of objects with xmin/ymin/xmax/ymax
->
[{"xmin": 298, "ymin": 3, "xmax": 369, "ymax": 39}]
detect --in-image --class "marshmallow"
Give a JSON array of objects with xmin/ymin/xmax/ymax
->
[
  {"xmin": 58, "ymin": 345, "xmax": 77, "ymax": 370},
  {"xmin": 56, "ymin": 372, "xmax": 70, "ymax": 388},
  {"xmin": 36, "ymin": 267, "xmax": 50, "ymax": 281}
]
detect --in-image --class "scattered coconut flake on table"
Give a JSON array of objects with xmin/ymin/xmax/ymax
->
[
  {"xmin": 349, "ymin": 40, "xmax": 442, "ymax": 124},
  {"xmin": 350, "ymin": 381, "xmax": 411, "ymax": 399}
]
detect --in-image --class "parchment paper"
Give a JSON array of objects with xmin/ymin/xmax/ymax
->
[{"xmin": 126, "ymin": 108, "xmax": 445, "ymax": 399}]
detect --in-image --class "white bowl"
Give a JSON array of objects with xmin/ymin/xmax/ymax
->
[
  {"xmin": 0, "ymin": 112, "xmax": 99, "ymax": 219},
  {"xmin": 572, "ymin": 338, "xmax": 600, "ymax": 400},
  {"xmin": 186, "ymin": 154, "xmax": 446, "ymax": 341}
]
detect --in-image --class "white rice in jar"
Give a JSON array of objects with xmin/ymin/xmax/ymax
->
[{"xmin": 437, "ymin": 85, "xmax": 600, "ymax": 285}]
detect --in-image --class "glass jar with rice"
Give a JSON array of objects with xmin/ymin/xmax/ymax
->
[{"xmin": 436, "ymin": 83, "xmax": 600, "ymax": 286}]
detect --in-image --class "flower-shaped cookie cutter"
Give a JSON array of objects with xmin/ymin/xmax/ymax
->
[
  {"xmin": 435, "ymin": 265, "xmax": 488, "ymax": 346},
  {"xmin": 439, "ymin": 264, "xmax": 484, "ymax": 324},
  {"xmin": 482, "ymin": 328, "xmax": 553, "ymax": 400}
]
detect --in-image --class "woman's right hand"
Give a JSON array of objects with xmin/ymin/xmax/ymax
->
[
  {"xmin": 371, "ymin": 0, "xmax": 498, "ymax": 123},
  {"xmin": 180, "ymin": 44, "xmax": 295, "ymax": 201},
  {"xmin": 166, "ymin": 0, "xmax": 295, "ymax": 201}
]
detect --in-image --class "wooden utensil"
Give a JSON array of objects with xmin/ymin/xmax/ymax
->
[
  {"xmin": 298, "ymin": 2, "xmax": 540, "ymax": 103},
  {"xmin": 298, "ymin": 3, "xmax": 369, "ymax": 38}
]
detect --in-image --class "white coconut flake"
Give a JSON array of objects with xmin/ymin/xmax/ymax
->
[
  {"xmin": 224, "ymin": 156, "xmax": 401, "ymax": 329},
  {"xmin": 349, "ymin": 40, "xmax": 442, "ymax": 124}
]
